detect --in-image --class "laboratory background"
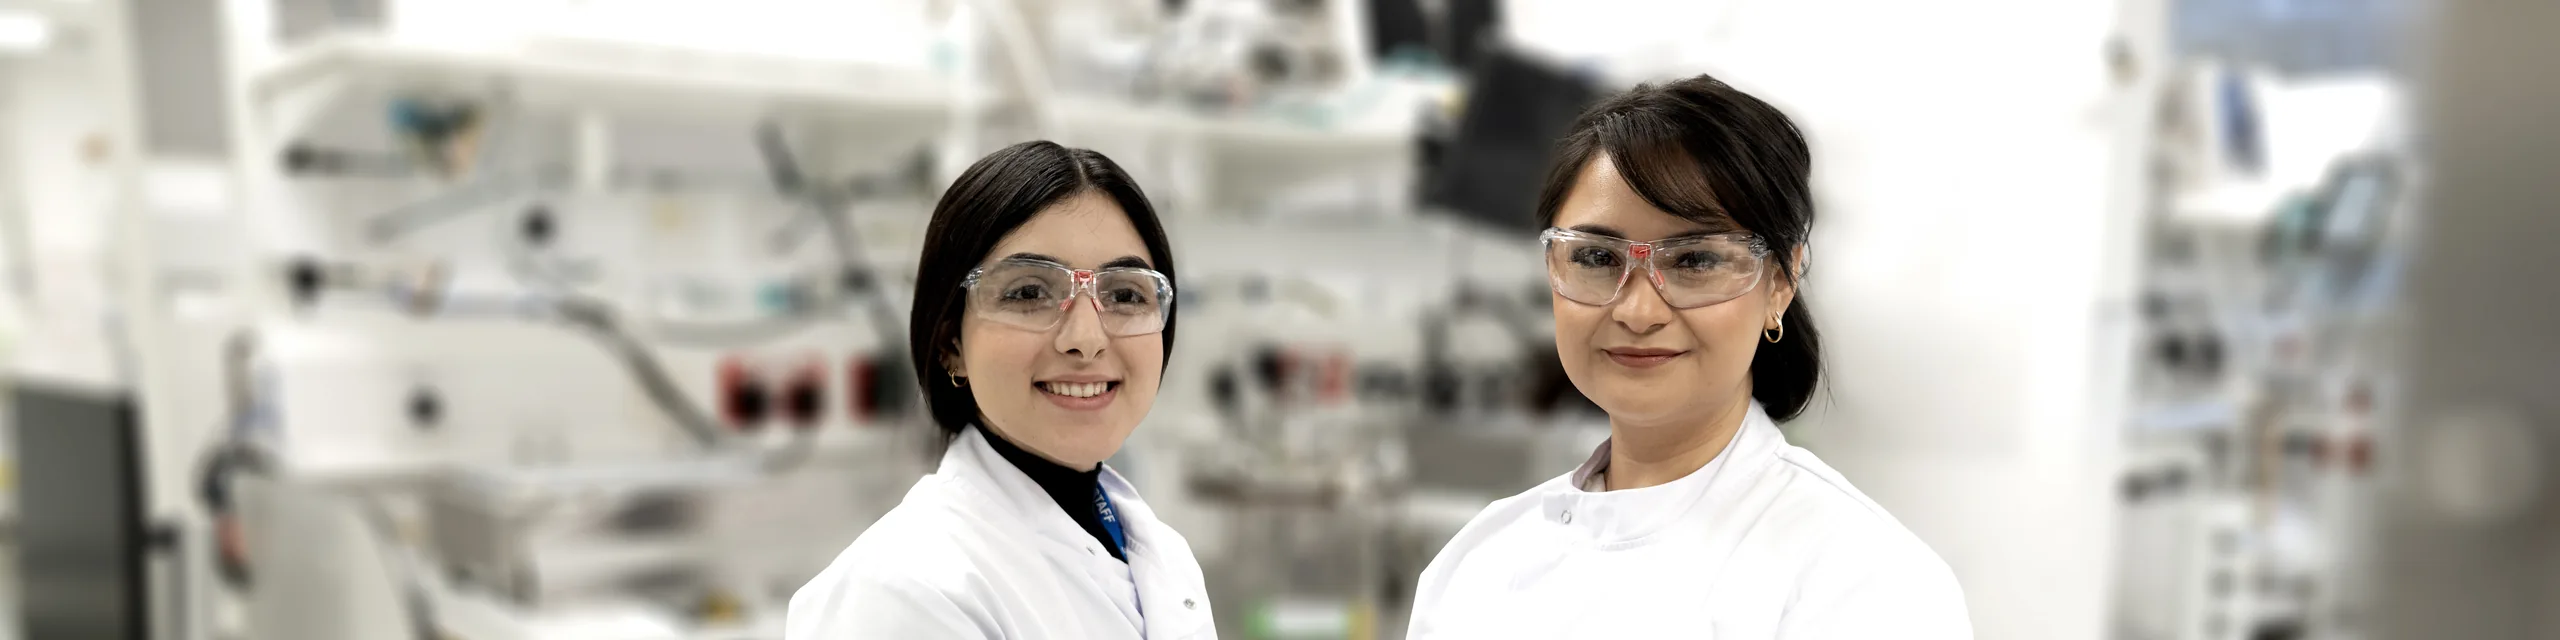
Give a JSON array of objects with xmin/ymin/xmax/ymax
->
[{"xmin": 2, "ymin": 0, "xmax": 2556, "ymax": 638}]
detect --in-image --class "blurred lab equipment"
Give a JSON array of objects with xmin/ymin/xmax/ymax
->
[
  {"xmin": 96, "ymin": 3, "xmax": 978, "ymax": 638},
  {"xmin": 2110, "ymin": 52, "xmax": 2411, "ymax": 640},
  {"xmin": 1158, "ymin": 254, "xmax": 1586, "ymax": 638},
  {"xmin": 1187, "ymin": 332, "xmax": 1404, "ymax": 639}
]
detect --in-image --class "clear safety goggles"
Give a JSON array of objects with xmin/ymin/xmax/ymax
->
[
  {"xmin": 963, "ymin": 257, "xmax": 1173, "ymax": 337},
  {"xmin": 1541, "ymin": 227, "xmax": 1770, "ymax": 309}
]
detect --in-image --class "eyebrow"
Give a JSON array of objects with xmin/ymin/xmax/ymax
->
[
  {"xmin": 1566, "ymin": 224, "xmax": 1627, "ymax": 238},
  {"xmin": 1567, "ymin": 222, "xmax": 1740, "ymax": 242},
  {"xmin": 1001, "ymin": 252, "xmax": 1153, "ymax": 270}
]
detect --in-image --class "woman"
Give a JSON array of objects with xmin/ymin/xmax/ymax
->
[
  {"xmin": 1405, "ymin": 75, "xmax": 1972, "ymax": 638},
  {"xmin": 789, "ymin": 141, "xmax": 1215, "ymax": 639}
]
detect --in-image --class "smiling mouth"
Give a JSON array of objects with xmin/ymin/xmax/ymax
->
[{"xmin": 1037, "ymin": 381, "xmax": 1120, "ymax": 398}]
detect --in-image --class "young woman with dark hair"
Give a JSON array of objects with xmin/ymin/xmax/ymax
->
[
  {"xmin": 789, "ymin": 141, "xmax": 1215, "ymax": 639},
  {"xmin": 1406, "ymin": 74, "xmax": 1973, "ymax": 638}
]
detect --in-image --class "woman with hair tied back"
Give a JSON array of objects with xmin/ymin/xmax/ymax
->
[
  {"xmin": 788, "ymin": 141, "xmax": 1215, "ymax": 639},
  {"xmin": 1405, "ymin": 74, "xmax": 1973, "ymax": 638}
]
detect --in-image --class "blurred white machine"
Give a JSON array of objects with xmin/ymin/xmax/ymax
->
[
  {"xmin": 204, "ymin": 126, "xmax": 938, "ymax": 638},
  {"xmin": 152, "ymin": 3, "xmax": 985, "ymax": 639}
]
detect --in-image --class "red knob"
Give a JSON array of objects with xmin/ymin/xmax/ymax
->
[
  {"xmin": 779, "ymin": 355, "xmax": 826, "ymax": 430},
  {"xmin": 849, "ymin": 357, "xmax": 879, "ymax": 425},
  {"xmin": 719, "ymin": 356, "xmax": 767, "ymax": 431}
]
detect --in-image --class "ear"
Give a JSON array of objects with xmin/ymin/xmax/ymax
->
[
  {"xmin": 1768, "ymin": 245, "xmax": 1807, "ymax": 326},
  {"xmin": 944, "ymin": 339, "xmax": 967, "ymax": 377}
]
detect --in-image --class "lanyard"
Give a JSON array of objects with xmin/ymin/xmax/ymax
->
[
  {"xmin": 1094, "ymin": 485, "xmax": 1144, "ymax": 622},
  {"xmin": 1094, "ymin": 486, "xmax": 1130, "ymax": 556}
]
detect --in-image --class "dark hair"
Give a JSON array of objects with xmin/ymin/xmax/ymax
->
[
  {"xmin": 910, "ymin": 141, "xmax": 1178, "ymax": 437},
  {"xmin": 1534, "ymin": 74, "xmax": 1824, "ymax": 421}
]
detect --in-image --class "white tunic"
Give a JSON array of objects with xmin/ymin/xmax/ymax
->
[
  {"xmin": 1406, "ymin": 403, "xmax": 1972, "ymax": 639},
  {"xmin": 787, "ymin": 428, "xmax": 1217, "ymax": 639}
]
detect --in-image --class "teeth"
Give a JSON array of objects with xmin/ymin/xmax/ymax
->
[{"xmin": 1041, "ymin": 382, "xmax": 1109, "ymax": 398}]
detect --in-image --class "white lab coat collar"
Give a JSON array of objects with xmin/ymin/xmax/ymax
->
[
  {"xmin": 943, "ymin": 427, "xmax": 1128, "ymax": 551},
  {"xmin": 1403, "ymin": 400, "xmax": 1974, "ymax": 638},
  {"xmin": 939, "ymin": 427, "xmax": 1213, "ymax": 638},
  {"xmin": 944, "ymin": 427, "xmax": 1177, "ymax": 556},
  {"xmin": 1542, "ymin": 401, "xmax": 1784, "ymax": 546}
]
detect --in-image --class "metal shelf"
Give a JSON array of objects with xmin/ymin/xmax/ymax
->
[{"xmin": 245, "ymin": 34, "xmax": 983, "ymax": 144}]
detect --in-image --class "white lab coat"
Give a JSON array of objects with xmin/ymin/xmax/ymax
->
[
  {"xmin": 1406, "ymin": 402, "xmax": 1973, "ymax": 639},
  {"xmin": 787, "ymin": 428, "xmax": 1217, "ymax": 639}
]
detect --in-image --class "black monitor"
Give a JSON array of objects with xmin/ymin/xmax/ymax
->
[
  {"xmin": 1421, "ymin": 47, "xmax": 1604, "ymax": 232},
  {"xmin": 1367, "ymin": 0, "xmax": 1504, "ymax": 71},
  {"xmin": 11, "ymin": 379, "xmax": 152, "ymax": 640}
]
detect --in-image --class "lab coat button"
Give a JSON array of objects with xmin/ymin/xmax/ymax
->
[
  {"xmin": 1560, "ymin": 510, "xmax": 1573, "ymax": 524},
  {"xmin": 1184, "ymin": 598, "xmax": 1196, "ymax": 610}
]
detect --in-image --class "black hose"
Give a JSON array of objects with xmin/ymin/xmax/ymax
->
[
  {"xmin": 550, "ymin": 296, "xmax": 730, "ymax": 448},
  {"xmin": 753, "ymin": 122, "xmax": 917, "ymax": 411},
  {"xmin": 363, "ymin": 170, "xmax": 553, "ymax": 243}
]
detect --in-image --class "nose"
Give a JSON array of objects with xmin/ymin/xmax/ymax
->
[
  {"xmin": 1610, "ymin": 268, "xmax": 1673, "ymax": 335},
  {"xmin": 1054, "ymin": 291, "xmax": 1111, "ymax": 359}
]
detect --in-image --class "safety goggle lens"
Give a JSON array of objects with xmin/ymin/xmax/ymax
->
[
  {"xmin": 967, "ymin": 261, "xmax": 1170, "ymax": 336},
  {"xmin": 1543, "ymin": 232, "xmax": 1765, "ymax": 309}
]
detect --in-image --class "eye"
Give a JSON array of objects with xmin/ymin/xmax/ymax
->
[
  {"xmin": 1569, "ymin": 246, "xmax": 1622, "ymax": 268},
  {"xmin": 1000, "ymin": 283, "xmax": 1050, "ymax": 301},
  {"xmin": 1104, "ymin": 286, "xmax": 1150, "ymax": 305},
  {"xmin": 1671, "ymin": 251, "xmax": 1728, "ymax": 270}
]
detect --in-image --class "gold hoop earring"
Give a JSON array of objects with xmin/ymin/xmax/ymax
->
[
  {"xmin": 948, "ymin": 371, "xmax": 965, "ymax": 387},
  {"xmin": 1764, "ymin": 316, "xmax": 1784, "ymax": 343}
]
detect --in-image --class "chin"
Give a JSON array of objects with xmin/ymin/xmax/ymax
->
[
  {"xmin": 1586, "ymin": 380, "xmax": 1707, "ymax": 423},
  {"xmin": 1049, "ymin": 418, "xmax": 1138, "ymax": 455},
  {"xmin": 1594, "ymin": 401, "xmax": 1685, "ymax": 428}
]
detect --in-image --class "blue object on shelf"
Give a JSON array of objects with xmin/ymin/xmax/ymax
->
[{"xmin": 2216, "ymin": 71, "xmax": 2265, "ymax": 175}]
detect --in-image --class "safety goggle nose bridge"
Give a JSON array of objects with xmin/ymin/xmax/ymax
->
[
  {"xmin": 1056, "ymin": 269, "xmax": 1101, "ymax": 312},
  {"xmin": 1626, "ymin": 243, "xmax": 1665, "ymax": 288}
]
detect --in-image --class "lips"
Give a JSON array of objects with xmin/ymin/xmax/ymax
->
[{"xmin": 1603, "ymin": 347, "xmax": 1688, "ymax": 369}]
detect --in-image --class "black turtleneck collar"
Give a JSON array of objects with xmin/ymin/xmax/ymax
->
[{"xmin": 975, "ymin": 424, "xmax": 1126, "ymax": 562}]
